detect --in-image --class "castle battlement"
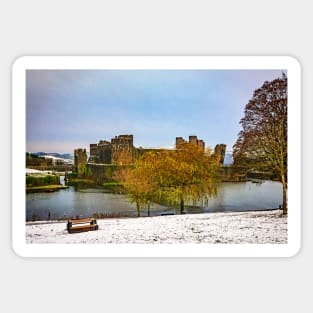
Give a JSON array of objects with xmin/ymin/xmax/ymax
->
[
  {"xmin": 175, "ymin": 135, "xmax": 205, "ymax": 152},
  {"xmin": 77, "ymin": 134, "xmax": 226, "ymax": 167}
]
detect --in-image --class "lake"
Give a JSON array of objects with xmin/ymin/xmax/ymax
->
[{"xmin": 26, "ymin": 180, "xmax": 283, "ymax": 221}]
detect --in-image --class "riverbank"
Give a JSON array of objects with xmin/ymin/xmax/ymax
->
[
  {"xmin": 26, "ymin": 210, "xmax": 287, "ymax": 244},
  {"xmin": 26, "ymin": 185, "xmax": 69, "ymax": 193}
]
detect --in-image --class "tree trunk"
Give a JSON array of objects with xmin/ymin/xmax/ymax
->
[
  {"xmin": 136, "ymin": 201, "xmax": 141, "ymax": 217},
  {"xmin": 180, "ymin": 198, "xmax": 184, "ymax": 214},
  {"xmin": 147, "ymin": 201, "xmax": 150, "ymax": 217},
  {"xmin": 281, "ymin": 174, "xmax": 287, "ymax": 215}
]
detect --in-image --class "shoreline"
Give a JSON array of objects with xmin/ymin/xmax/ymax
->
[
  {"xmin": 26, "ymin": 185, "xmax": 68, "ymax": 193},
  {"xmin": 26, "ymin": 209, "xmax": 287, "ymax": 244},
  {"xmin": 26, "ymin": 207, "xmax": 284, "ymax": 224}
]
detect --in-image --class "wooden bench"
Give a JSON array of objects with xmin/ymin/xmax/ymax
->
[{"xmin": 67, "ymin": 218, "xmax": 99, "ymax": 234}]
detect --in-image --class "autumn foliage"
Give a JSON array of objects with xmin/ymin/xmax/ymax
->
[
  {"xmin": 233, "ymin": 73, "xmax": 288, "ymax": 214},
  {"xmin": 115, "ymin": 144, "xmax": 220, "ymax": 216}
]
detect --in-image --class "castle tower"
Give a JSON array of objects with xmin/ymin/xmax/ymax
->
[
  {"xmin": 189, "ymin": 135, "xmax": 198, "ymax": 146},
  {"xmin": 98, "ymin": 140, "xmax": 112, "ymax": 164},
  {"xmin": 74, "ymin": 148, "xmax": 87, "ymax": 175},
  {"xmin": 214, "ymin": 144, "xmax": 227, "ymax": 165},
  {"xmin": 111, "ymin": 134, "xmax": 134, "ymax": 165},
  {"xmin": 190, "ymin": 135, "xmax": 205, "ymax": 152},
  {"xmin": 89, "ymin": 143, "xmax": 99, "ymax": 162},
  {"xmin": 198, "ymin": 139, "xmax": 205, "ymax": 152},
  {"xmin": 176, "ymin": 135, "xmax": 205, "ymax": 152},
  {"xmin": 175, "ymin": 137, "xmax": 187, "ymax": 149}
]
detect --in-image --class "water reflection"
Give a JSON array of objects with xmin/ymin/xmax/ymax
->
[{"xmin": 26, "ymin": 181, "xmax": 282, "ymax": 221}]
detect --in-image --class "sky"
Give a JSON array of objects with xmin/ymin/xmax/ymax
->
[{"xmin": 26, "ymin": 69, "xmax": 284, "ymax": 154}]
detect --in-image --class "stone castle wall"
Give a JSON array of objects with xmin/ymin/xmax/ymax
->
[{"xmin": 78, "ymin": 134, "xmax": 227, "ymax": 169}]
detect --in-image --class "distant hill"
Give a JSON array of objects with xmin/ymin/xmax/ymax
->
[
  {"xmin": 35, "ymin": 152, "xmax": 73, "ymax": 160},
  {"xmin": 27, "ymin": 152, "xmax": 74, "ymax": 165}
]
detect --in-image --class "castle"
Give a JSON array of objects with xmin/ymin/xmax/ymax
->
[
  {"xmin": 89, "ymin": 135, "xmax": 135, "ymax": 165},
  {"xmin": 74, "ymin": 134, "xmax": 226, "ymax": 172}
]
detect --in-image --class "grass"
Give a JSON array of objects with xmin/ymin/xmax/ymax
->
[
  {"xmin": 26, "ymin": 185, "xmax": 68, "ymax": 193},
  {"xmin": 68, "ymin": 178, "xmax": 95, "ymax": 184},
  {"xmin": 102, "ymin": 181, "xmax": 125, "ymax": 193},
  {"xmin": 102, "ymin": 182, "xmax": 123, "ymax": 187}
]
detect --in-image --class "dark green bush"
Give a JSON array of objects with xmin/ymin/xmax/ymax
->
[{"xmin": 26, "ymin": 175, "xmax": 60, "ymax": 187}]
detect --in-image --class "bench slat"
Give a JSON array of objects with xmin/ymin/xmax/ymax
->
[
  {"xmin": 70, "ymin": 224, "xmax": 97, "ymax": 230},
  {"xmin": 68, "ymin": 218, "xmax": 96, "ymax": 224}
]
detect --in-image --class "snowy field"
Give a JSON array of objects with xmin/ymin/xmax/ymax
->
[{"xmin": 26, "ymin": 210, "xmax": 287, "ymax": 244}]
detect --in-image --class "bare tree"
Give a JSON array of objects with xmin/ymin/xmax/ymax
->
[{"xmin": 233, "ymin": 73, "xmax": 288, "ymax": 214}]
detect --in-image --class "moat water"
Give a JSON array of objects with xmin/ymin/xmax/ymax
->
[{"xmin": 26, "ymin": 180, "xmax": 283, "ymax": 221}]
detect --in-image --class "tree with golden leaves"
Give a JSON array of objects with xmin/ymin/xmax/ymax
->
[
  {"xmin": 116, "ymin": 144, "xmax": 219, "ymax": 216},
  {"xmin": 113, "ymin": 158, "xmax": 157, "ymax": 217},
  {"xmin": 152, "ymin": 144, "xmax": 219, "ymax": 214}
]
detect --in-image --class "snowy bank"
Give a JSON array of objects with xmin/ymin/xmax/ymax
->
[{"xmin": 26, "ymin": 210, "xmax": 287, "ymax": 244}]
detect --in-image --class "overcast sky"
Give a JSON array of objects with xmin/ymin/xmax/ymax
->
[{"xmin": 26, "ymin": 69, "xmax": 284, "ymax": 154}]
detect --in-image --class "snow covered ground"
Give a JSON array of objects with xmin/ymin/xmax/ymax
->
[{"xmin": 26, "ymin": 210, "xmax": 287, "ymax": 244}]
